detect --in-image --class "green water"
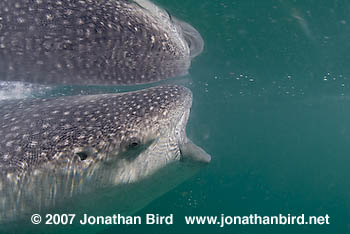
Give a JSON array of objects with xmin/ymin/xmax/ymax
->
[{"xmin": 96, "ymin": 0, "xmax": 350, "ymax": 233}]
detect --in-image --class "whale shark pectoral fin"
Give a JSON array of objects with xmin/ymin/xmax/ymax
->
[{"xmin": 180, "ymin": 140, "xmax": 211, "ymax": 164}]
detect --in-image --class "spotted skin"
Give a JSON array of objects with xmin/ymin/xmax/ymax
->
[
  {"xmin": 0, "ymin": 85, "xmax": 203, "ymax": 227},
  {"xmin": 0, "ymin": 0, "xmax": 201, "ymax": 85},
  {"xmin": 0, "ymin": 88, "xmax": 211, "ymax": 234},
  {"xmin": 0, "ymin": 85, "xmax": 192, "ymax": 173}
]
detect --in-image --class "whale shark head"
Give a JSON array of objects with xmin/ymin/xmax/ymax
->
[{"xmin": 0, "ymin": 85, "xmax": 210, "ymax": 226}]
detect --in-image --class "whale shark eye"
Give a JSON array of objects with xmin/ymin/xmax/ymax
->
[
  {"xmin": 127, "ymin": 137, "xmax": 141, "ymax": 150},
  {"xmin": 119, "ymin": 137, "xmax": 146, "ymax": 160},
  {"xmin": 76, "ymin": 152, "xmax": 88, "ymax": 161}
]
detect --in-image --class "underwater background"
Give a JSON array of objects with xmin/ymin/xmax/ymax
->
[{"xmin": 96, "ymin": 0, "xmax": 350, "ymax": 233}]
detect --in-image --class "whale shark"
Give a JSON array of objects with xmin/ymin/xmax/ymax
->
[
  {"xmin": 0, "ymin": 0, "xmax": 204, "ymax": 85},
  {"xmin": 0, "ymin": 85, "xmax": 210, "ymax": 233}
]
